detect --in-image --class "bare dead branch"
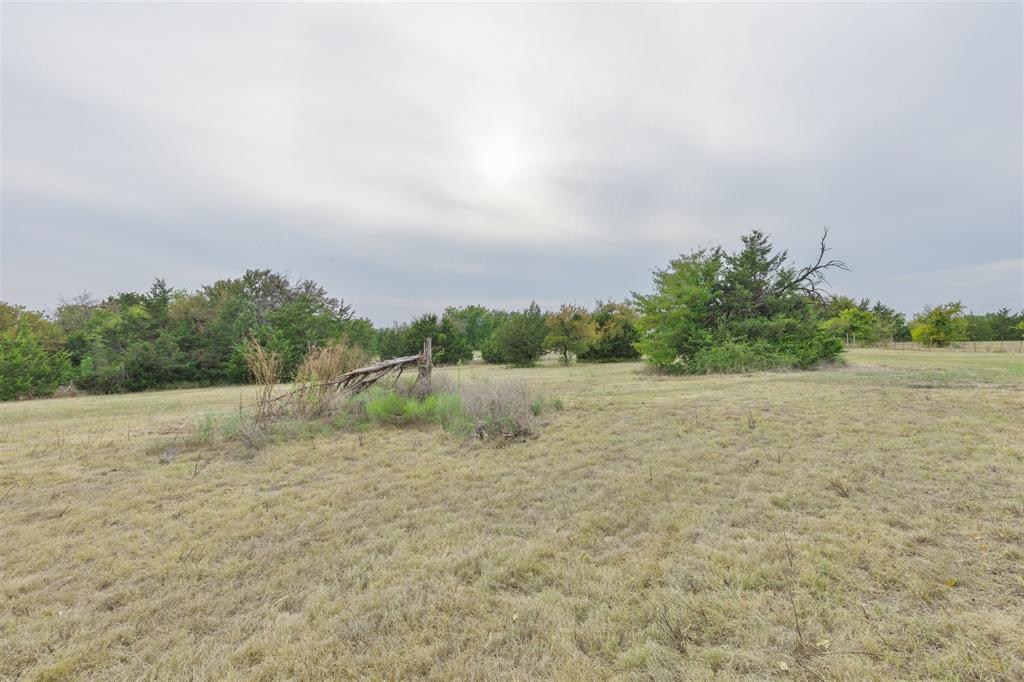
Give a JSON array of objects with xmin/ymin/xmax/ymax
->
[{"xmin": 777, "ymin": 227, "xmax": 849, "ymax": 301}]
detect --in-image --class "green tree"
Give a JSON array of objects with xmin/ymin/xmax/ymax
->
[
  {"xmin": 376, "ymin": 323, "xmax": 409, "ymax": 360},
  {"xmin": 634, "ymin": 230, "xmax": 845, "ymax": 373},
  {"xmin": 486, "ymin": 302, "xmax": 547, "ymax": 366},
  {"xmin": 0, "ymin": 327, "xmax": 73, "ymax": 400},
  {"xmin": 436, "ymin": 313, "xmax": 473, "ymax": 365},
  {"xmin": 402, "ymin": 314, "xmax": 441, "ymax": 356},
  {"xmin": 341, "ymin": 318, "xmax": 378, "ymax": 355},
  {"xmin": 987, "ymin": 308, "xmax": 1020, "ymax": 341},
  {"xmin": 261, "ymin": 295, "xmax": 349, "ymax": 376},
  {"xmin": 543, "ymin": 304, "xmax": 597, "ymax": 365},
  {"xmin": 443, "ymin": 305, "xmax": 501, "ymax": 350},
  {"xmin": 909, "ymin": 302, "xmax": 969, "ymax": 346},
  {"xmin": 822, "ymin": 307, "xmax": 883, "ymax": 345},
  {"xmin": 5, "ymin": 271, "xmax": 370, "ymax": 396},
  {"xmin": 0, "ymin": 302, "xmax": 66, "ymax": 351},
  {"xmin": 870, "ymin": 301, "xmax": 910, "ymax": 341},
  {"xmin": 632, "ymin": 248, "xmax": 722, "ymax": 368},
  {"xmin": 399, "ymin": 313, "xmax": 472, "ymax": 365},
  {"xmin": 578, "ymin": 300, "xmax": 641, "ymax": 361}
]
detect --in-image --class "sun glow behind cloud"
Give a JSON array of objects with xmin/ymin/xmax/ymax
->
[{"xmin": 477, "ymin": 131, "xmax": 526, "ymax": 187}]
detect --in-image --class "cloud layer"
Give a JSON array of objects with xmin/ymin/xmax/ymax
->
[{"xmin": 2, "ymin": 3, "xmax": 1021, "ymax": 322}]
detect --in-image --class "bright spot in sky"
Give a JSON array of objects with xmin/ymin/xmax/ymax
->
[{"xmin": 477, "ymin": 133, "xmax": 524, "ymax": 186}]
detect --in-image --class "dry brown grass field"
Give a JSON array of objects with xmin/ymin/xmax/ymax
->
[{"xmin": 2, "ymin": 349, "xmax": 1022, "ymax": 681}]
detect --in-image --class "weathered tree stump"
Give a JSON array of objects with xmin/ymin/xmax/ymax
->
[{"xmin": 416, "ymin": 337, "xmax": 432, "ymax": 394}]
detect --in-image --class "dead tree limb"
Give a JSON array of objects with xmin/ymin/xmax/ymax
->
[
  {"xmin": 331, "ymin": 354, "xmax": 423, "ymax": 394},
  {"xmin": 279, "ymin": 337, "xmax": 434, "ymax": 403},
  {"xmin": 776, "ymin": 227, "xmax": 849, "ymax": 301}
]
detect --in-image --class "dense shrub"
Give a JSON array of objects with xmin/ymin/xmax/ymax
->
[
  {"xmin": 353, "ymin": 378, "xmax": 542, "ymax": 440},
  {"xmin": 634, "ymin": 231, "xmax": 845, "ymax": 374},
  {"xmin": 686, "ymin": 336, "xmax": 843, "ymax": 374},
  {"xmin": 357, "ymin": 387, "xmax": 468, "ymax": 430}
]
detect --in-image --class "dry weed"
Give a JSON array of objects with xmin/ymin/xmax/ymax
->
[
  {"xmin": 290, "ymin": 340, "xmax": 370, "ymax": 419},
  {"xmin": 243, "ymin": 340, "xmax": 281, "ymax": 423},
  {"xmin": 458, "ymin": 379, "xmax": 537, "ymax": 440}
]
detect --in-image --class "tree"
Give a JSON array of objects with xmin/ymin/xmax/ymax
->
[
  {"xmin": 817, "ymin": 297, "xmax": 909, "ymax": 342},
  {"xmin": 870, "ymin": 301, "xmax": 910, "ymax": 341},
  {"xmin": 0, "ymin": 303, "xmax": 66, "ymax": 351},
  {"xmin": 632, "ymin": 248, "xmax": 722, "ymax": 368},
  {"xmin": 444, "ymin": 305, "xmax": 502, "ymax": 350},
  {"xmin": 986, "ymin": 308, "xmax": 1019, "ymax": 341},
  {"xmin": 399, "ymin": 313, "xmax": 472, "ymax": 365},
  {"xmin": 822, "ymin": 307, "xmax": 883, "ymax": 345},
  {"xmin": 402, "ymin": 314, "xmax": 441, "ymax": 356},
  {"xmin": 543, "ymin": 304, "xmax": 597, "ymax": 365},
  {"xmin": 578, "ymin": 301, "xmax": 642, "ymax": 361},
  {"xmin": 341, "ymin": 318, "xmax": 378, "ymax": 355},
  {"xmin": 0, "ymin": 326, "xmax": 72, "ymax": 400},
  {"xmin": 146, "ymin": 278, "xmax": 172, "ymax": 326},
  {"xmin": 817, "ymin": 295, "xmax": 870, "ymax": 319},
  {"xmin": 376, "ymin": 323, "xmax": 408, "ymax": 360},
  {"xmin": 909, "ymin": 302, "xmax": 968, "ymax": 346},
  {"xmin": 436, "ymin": 313, "xmax": 473, "ymax": 365},
  {"xmin": 3, "ymin": 271, "xmax": 373, "ymax": 398},
  {"xmin": 486, "ymin": 302, "xmax": 547, "ymax": 366},
  {"xmin": 634, "ymin": 230, "xmax": 845, "ymax": 373},
  {"xmin": 261, "ymin": 295, "xmax": 349, "ymax": 376}
]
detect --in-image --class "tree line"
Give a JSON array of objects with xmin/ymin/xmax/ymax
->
[{"xmin": 2, "ymin": 232, "xmax": 1021, "ymax": 400}]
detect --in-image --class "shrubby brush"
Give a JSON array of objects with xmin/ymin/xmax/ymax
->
[{"xmin": 202, "ymin": 342, "xmax": 560, "ymax": 452}]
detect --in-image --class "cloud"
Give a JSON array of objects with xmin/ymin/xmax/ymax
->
[
  {"xmin": 2, "ymin": 2, "xmax": 1021, "ymax": 321},
  {"xmin": 887, "ymin": 259, "xmax": 1024, "ymax": 312}
]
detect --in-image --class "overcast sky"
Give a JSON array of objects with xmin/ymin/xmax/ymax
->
[{"xmin": 2, "ymin": 2, "xmax": 1021, "ymax": 323}]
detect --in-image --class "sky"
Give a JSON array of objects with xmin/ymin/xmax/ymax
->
[{"xmin": 2, "ymin": 2, "xmax": 1021, "ymax": 324}]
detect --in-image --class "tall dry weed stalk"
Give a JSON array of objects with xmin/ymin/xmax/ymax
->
[
  {"xmin": 290, "ymin": 341, "xmax": 370, "ymax": 418},
  {"xmin": 244, "ymin": 340, "xmax": 282, "ymax": 423}
]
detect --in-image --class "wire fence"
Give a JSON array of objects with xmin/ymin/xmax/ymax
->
[{"xmin": 844, "ymin": 339, "xmax": 1024, "ymax": 353}]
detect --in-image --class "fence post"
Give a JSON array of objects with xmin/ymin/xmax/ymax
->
[{"xmin": 418, "ymin": 336, "xmax": 432, "ymax": 393}]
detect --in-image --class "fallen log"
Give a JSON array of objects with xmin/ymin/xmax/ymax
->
[
  {"xmin": 260, "ymin": 339, "xmax": 433, "ymax": 422},
  {"xmin": 330, "ymin": 353, "xmax": 423, "ymax": 394}
]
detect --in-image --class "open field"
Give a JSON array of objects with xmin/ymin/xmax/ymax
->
[{"xmin": 2, "ymin": 349, "xmax": 1022, "ymax": 680}]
